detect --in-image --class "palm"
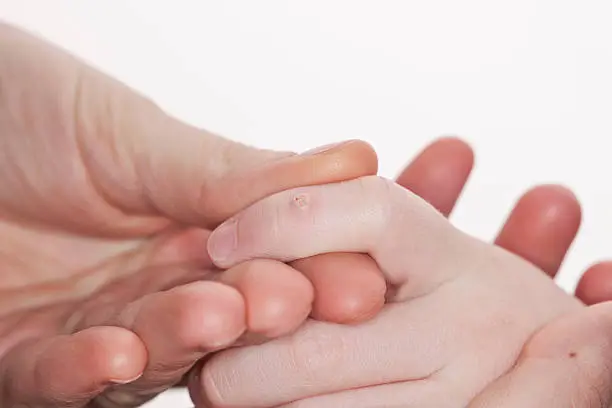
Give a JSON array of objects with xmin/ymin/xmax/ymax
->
[
  {"xmin": 0, "ymin": 92, "xmax": 224, "ymax": 404},
  {"xmin": 0, "ymin": 26, "xmax": 267, "ymax": 405},
  {"xmin": 0, "ymin": 216, "xmax": 210, "ymax": 348},
  {"xmin": 0, "ymin": 21, "xmax": 215, "ymax": 359}
]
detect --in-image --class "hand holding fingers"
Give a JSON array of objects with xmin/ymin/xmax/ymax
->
[
  {"xmin": 207, "ymin": 175, "xmax": 467, "ymax": 299},
  {"xmin": 196, "ymin": 172, "xmax": 586, "ymax": 408},
  {"xmin": 196, "ymin": 176, "xmax": 473, "ymax": 407},
  {"xmin": 48, "ymin": 260, "xmax": 315, "ymax": 407}
]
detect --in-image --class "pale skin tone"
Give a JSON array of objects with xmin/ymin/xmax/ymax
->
[
  {"xmin": 198, "ymin": 176, "xmax": 612, "ymax": 408},
  {"xmin": 2, "ymin": 19, "xmax": 612, "ymax": 408}
]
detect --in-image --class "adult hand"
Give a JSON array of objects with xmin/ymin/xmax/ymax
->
[{"xmin": 0, "ymin": 22, "xmax": 384, "ymax": 407}]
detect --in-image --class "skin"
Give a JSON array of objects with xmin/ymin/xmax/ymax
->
[
  {"xmin": 197, "ymin": 176, "xmax": 612, "ymax": 407},
  {"xmin": 2, "ymin": 18, "xmax": 612, "ymax": 407},
  {"xmin": 0, "ymin": 22, "xmax": 392, "ymax": 407}
]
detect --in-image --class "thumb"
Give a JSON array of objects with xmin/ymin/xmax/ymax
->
[
  {"xmin": 72, "ymin": 52, "xmax": 377, "ymax": 229},
  {"xmin": 122, "ymin": 114, "xmax": 377, "ymax": 227},
  {"xmin": 3, "ymin": 21, "xmax": 377, "ymax": 230},
  {"xmin": 469, "ymin": 302, "xmax": 612, "ymax": 408}
]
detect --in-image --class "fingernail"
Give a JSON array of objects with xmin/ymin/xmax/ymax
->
[
  {"xmin": 301, "ymin": 141, "xmax": 349, "ymax": 156},
  {"xmin": 108, "ymin": 372, "xmax": 143, "ymax": 385},
  {"xmin": 208, "ymin": 219, "xmax": 238, "ymax": 263}
]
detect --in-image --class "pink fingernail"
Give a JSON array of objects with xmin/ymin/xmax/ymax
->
[
  {"xmin": 109, "ymin": 372, "xmax": 143, "ymax": 385},
  {"xmin": 208, "ymin": 219, "xmax": 238, "ymax": 263}
]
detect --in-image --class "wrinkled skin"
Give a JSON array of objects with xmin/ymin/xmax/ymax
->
[{"xmin": 0, "ymin": 23, "xmax": 389, "ymax": 407}]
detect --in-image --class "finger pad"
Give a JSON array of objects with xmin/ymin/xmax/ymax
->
[
  {"xmin": 41, "ymin": 327, "xmax": 146, "ymax": 396},
  {"xmin": 226, "ymin": 260, "xmax": 314, "ymax": 337},
  {"xmin": 576, "ymin": 262, "xmax": 612, "ymax": 305},
  {"xmin": 293, "ymin": 253, "xmax": 386, "ymax": 324}
]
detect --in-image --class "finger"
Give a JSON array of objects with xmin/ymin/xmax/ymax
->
[
  {"xmin": 494, "ymin": 185, "xmax": 581, "ymax": 277},
  {"xmin": 287, "ymin": 137, "xmax": 474, "ymax": 324},
  {"xmin": 0, "ymin": 326, "xmax": 146, "ymax": 407},
  {"xmin": 207, "ymin": 175, "xmax": 469, "ymax": 298},
  {"xmin": 395, "ymin": 136, "xmax": 474, "ymax": 217},
  {"xmin": 133, "ymin": 137, "xmax": 379, "ymax": 229},
  {"xmin": 290, "ymin": 253, "xmax": 386, "ymax": 323},
  {"xmin": 575, "ymin": 261, "xmax": 612, "ymax": 305},
  {"xmin": 88, "ymin": 280, "xmax": 245, "ymax": 407},
  {"xmin": 93, "ymin": 261, "xmax": 313, "ymax": 406},
  {"xmin": 468, "ymin": 302, "xmax": 612, "ymax": 408},
  {"xmin": 200, "ymin": 177, "xmax": 479, "ymax": 407},
  {"xmin": 196, "ymin": 299, "xmax": 460, "ymax": 408},
  {"xmin": 216, "ymin": 259, "xmax": 314, "ymax": 339},
  {"xmin": 277, "ymin": 302, "xmax": 612, "ymax": 408},
  {"xmin": 0, "ymin": 24, "xmax": 378, "ymax": 235}
]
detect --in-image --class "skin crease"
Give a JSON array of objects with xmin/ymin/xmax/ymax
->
[
  {"xmin": 3, "ymin": 19, "xmax": 612, "ymax": 408},
  {"xmin": 199, "ymin": 176, "xmax": 612, "ymax": 408},
  {"xmin": 0, "ymin": 22, "xmax": 401, "ymax": 407}
]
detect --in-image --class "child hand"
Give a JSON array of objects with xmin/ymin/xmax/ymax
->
[{"xmin": 196, "ymin": 176, "xmax": 587, "ymax": 407}]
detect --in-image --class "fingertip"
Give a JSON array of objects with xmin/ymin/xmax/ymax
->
[
  {"xmin": 499, "ymin": 184, "xmax": 582, "ymax": 242},
  {"xmin": 428, "ymin": 136, "xmax": 475, "ymax": 161},
  {"xmin": 519, "ymin": 185, "xmax": 581, "ymax": 222},
  {"xmin": 405, "ymin": 136, "xmax": 475, "ymax": 173},
  {"xmin": 495, "ymin": 184, "xmax": 581, "ymax": 276},
  {"xmin": 174, "ymin": 282, "xmax": 247, "ymax": 350},
  {"xmin": 576, "ymin": 261, "xmax": 612, "ymax": 305},
  {"xmin": 293, "ymin": 253, "xmax": 387, "ymax": 324},
  {"xmin": 396, "ymin": 136, "xmax": 474, "ymax": 216},
  {"xmin": 310, "ymin": 282, "xmax": 385, "ymax": 324},
  {"xmin": 30, "ymin": 327, "xmax": 148, "ymax": 403},
  {"xmin": 339, "ymin": 139, "xmax": 379, "ymax": 176},
  {"xmin": 249, "ymin": 267, "xmax": 314, "ymax": 338},
  {"xmin": 207, "ymin": 218, "xmax": 239, "ymax": 268},
  {"xmin": 221, "ymin": 260, "xmax": 314, "ymax": 338},
  {"xmin": 300, "ymin": 139, "xmax": 379, "ymax": 182},
  {"xmin": 83, "ymin": 326, "xmax": 148, "ymax": 384}
]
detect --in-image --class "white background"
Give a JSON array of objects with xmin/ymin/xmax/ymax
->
[{"xmin": 2, "ymin": 1, "xmax": 612, "ymax": 406}]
